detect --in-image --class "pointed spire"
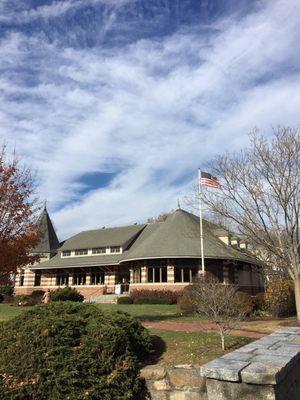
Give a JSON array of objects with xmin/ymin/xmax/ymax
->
[
  {"xmin": 32, "ymin": 206, "xmax": 60, "ymax": 254},
  {"xmin": 177, "ymin": 198, "xmax": 181, "ymax": 209}
]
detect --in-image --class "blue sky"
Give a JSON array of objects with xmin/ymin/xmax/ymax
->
[{"xmin": 1, "ymin": 0, "xmax": 300, "ymax": 239}]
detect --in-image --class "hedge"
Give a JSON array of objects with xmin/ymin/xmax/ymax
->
[
  {"xmin": 0, "ymin": 302, "xmax": 151, "ymax": 399},
  {"xmin": 134, "ymin": 297, "xmax": 172, "ymax": 305},
  {"xmin": 117, "ymin": 297, "xmax": 133, "ymax": 304},
  {"xmin": 130, "ymin": 289, "xmax": 179, "ymax": 304}
]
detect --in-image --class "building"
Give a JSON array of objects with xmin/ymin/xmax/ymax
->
[{"xmin": 15, "ymin": 207, "xmax": 265, "ymax": 299}]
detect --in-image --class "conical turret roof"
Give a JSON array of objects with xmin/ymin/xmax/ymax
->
[{"xmin": 32, "ymin": 207, "xmax": 60, "ymax": 254}]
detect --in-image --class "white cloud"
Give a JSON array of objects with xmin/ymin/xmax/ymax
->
[{"xmin": 0, "ymin": 0, "xmax": 300, "ymax": 239}]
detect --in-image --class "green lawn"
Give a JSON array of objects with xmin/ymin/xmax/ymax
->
[{"xmin": 148, "ymin": 330, "xmax": 251, "ymax": 366}]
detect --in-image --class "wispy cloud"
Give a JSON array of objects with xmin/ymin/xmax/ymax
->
[{"xmin": 0, "ymin": 0, "xmax": 300, "ymax": 239}]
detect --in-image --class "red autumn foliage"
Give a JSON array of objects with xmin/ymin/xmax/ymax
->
[{"xmin": 0, "ymin": 146, "xmax": 40, "ymax": 283}]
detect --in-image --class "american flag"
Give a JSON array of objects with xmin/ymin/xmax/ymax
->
[{"xmin": 200, "ymin": 171, "xmax": 220, "ymax": 188}]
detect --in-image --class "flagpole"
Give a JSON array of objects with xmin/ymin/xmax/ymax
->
[{"xmin": 198, "ymin": 169, "xmax": 205, "ymax": 273}]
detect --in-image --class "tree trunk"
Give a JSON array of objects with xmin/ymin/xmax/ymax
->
[
  {"xmin": 294, "ymin": 278, "xmax": 300, "ymax": 321},
  {"xmin": 218, "ymin": 326, "xmax": 225, "ymax": 351}
]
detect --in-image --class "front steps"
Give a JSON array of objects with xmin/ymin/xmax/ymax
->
[{"xmin": 85, "ymin": 294, "xmax": 129, "ymax": 304}]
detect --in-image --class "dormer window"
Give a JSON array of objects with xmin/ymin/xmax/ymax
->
[
  {"xmin": 62, "ymin": 250, "xmax": 71, "ymax": 257},
  {"xmin": 75, "ymin": 249, "xmax": 88, "ymax": 256},
  {"xmin": 110, "ymin": 246, "xmax": 121, "ymax": 253},
  {"xmin": 92, "ymin": 247, "xmax": 106, "ymax": 254}
]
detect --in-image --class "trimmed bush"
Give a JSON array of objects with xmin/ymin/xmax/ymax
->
[
  {"xmin": 0, "ymin": 285, "xmax": 14, "ymax": 296},
  {"xmin": 134, "ymin": 297, "xmax": 172, "ymax": 305},
  {"xmin": 234, "ymin": 292, "xmax": 253, "ymax": 316},
  {"xmin": 130, "ymin": 289, "xmax": 179, "ymax": 304},
  {"xmin": 266, "ymin": 280, "xmax": 296, "ymax": 317},
  {"xmin": 177, "ymin": 285, "xmax": 196, "ymax": 314},
  {"xmin": 117, "ymin": 296, "xmax": 133, "ymax": 304},
  {"xmin": 51, "ymin": 286, "xmax": 84, "ymax": 302},
  {"xmin": 0, "ymin": 302, "xmax": 151, "ymax": 399}
]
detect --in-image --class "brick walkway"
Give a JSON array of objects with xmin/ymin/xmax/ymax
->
[{"xmin": 142, "ymin": 321, "xmax": 266, "ymax": 339}]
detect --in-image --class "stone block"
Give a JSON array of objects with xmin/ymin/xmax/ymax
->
[
  {"xmin": 169, "ymin": 391, "xmax": 204, "ymax": 400},
  {"xmin": 240, "ymin": 362, "xmax": 284, "ymax": 385},
  {"xmin": 206, "ymin": 378, "xmax": 275, "ymax": 400},
  {"xmin": 168, "ymin": 369, "xmax": 205, "ymax": 389},
  {"xmin": 140, "ymin": 365, "xmax": 166, "ymax": 380},
  {"xmin": 153, "ymin": 379, "xmax": 171, "ymax": 391},
  {"xmin": 200, "ymin": 359, "xmax": 250, "ymax": 382},
  {"xmin": 221, "ymin": 351, "xmax": 253, "ymax": 362}
]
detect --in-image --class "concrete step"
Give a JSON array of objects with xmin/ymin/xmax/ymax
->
[{"xmin": 85, "ymin": 295, "xmax": 118, "ymax": 304}]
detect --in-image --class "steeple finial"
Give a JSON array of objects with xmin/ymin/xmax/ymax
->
[{"xmin": 177, "ymin": 199, "xmax": 181, "ymax": 209}]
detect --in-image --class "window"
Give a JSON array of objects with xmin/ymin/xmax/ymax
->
[
  {"xmin": 62, "ymin": 250, "xmax": 71, "ymax": 257},
  {"xmin": 147, "ymin": 266, "xmax": 167, "ymax": 283},
  {"xmin": 92, "ymin": 247, "xmax": 106, "ymax": 254},
  {"xmin": 110, "ymin": 246, "xmax": 121, "ymax": 253},
  {"xmin": 34, "ymin": 272, "xmax": 41, "ymax": 287},
  {"xmin": 132, "ymin": 268, "xmax": 141, "ymax": 283},
  {"xmin": 75, "ymin": 249, "xmax": 88, "ymax": 256},
  {"xmin": 174, "ymin": 266, "xmax": 197, "ymax": 283},
  {"xmin": 73, "ymin": 272, "xmax": 86, "ymax": 285},
  {"xmin": 56, "ymin": 273, "xmax": 69, "ymax": 286},
  {"xmin": 91, "ymin": 271, "xmax": 105, "ymax": 285},
  {"xmin": 19, "ymin": 270, "xmax": 24, "ymax": 287}
]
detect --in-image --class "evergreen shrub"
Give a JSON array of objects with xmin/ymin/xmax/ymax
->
[
  {"xmin": 265, "ymin": 280, "xmax": 296, "ymax": 317},
  {"xmin": 0, "ymin": 285, "xmax": 14, "ymax": 297},
  {"xmin": 51, "ymin": 286, "xmax": 84, "ymax": 302},
  {"xmin": 0, "ymin": 302, "xmax": 151, "ymax": 400},
  {"xmin": 117, "ymin": 297, "xmax": 133, "ymax": 304}
]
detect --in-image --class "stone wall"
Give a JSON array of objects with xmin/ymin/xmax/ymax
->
[
  {"xmin": 141, "ymin": 365, "xmax": 207, "ymax": 400},
  {"xmin": 142, "ymin": 328, "xmax": 300, "ymax": 400},
  {"xmin": 200, "ymin": 327, "xmax": 300, "ymax": 400}
]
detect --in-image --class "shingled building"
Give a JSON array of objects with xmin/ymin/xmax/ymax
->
[{"xmin": 15, "ymin": 208, "xmax": 264, "ymax": 299}]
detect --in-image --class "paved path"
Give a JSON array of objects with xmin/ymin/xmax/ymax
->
[{"xmin": 142, "ymin": 321, "xmax": 266, "ymax": 339}]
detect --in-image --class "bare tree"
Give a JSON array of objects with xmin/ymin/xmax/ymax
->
[
  {"xmin": 190, "ymin": 273, "xmax": 247, "ymax": 350},
  {"xmin": 196, "ymin": 127, "xmax": 300, "ymax": 319}
]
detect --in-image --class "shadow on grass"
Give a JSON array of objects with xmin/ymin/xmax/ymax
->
[{"xmin": 143, "ymin": 334, "xmax": 167, "ymax": 366}]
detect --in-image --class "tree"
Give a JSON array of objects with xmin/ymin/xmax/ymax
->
[
  {"xmin": 190, "ymin": 273, "xmax": 247, "ymax": 350},
  {"xmin": 197, "ymin": 127, "xmax": 300, "ymax": 319},
  {"xmin": 0, "ymin": 145, "xmax": 40, "ymax": 283}
]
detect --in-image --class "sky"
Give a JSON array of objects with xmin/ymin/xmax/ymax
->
[{"xmin": 1, "ymin": 0, "xmax": 300, "ymax": 240}]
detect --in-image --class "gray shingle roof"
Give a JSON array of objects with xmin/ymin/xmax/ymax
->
[
  {"xmin": 31, "ymin": 209, "xmax": 258, "ymax": 269},
  {"xmin": 32, "ymin": 208, "xmax": 60, "ymax": 254},
  {"xmin": 121, "ymin": 209, "xmax": 257, "ymax": 264},
  {"xmin": 60, "ymin": 224, "xmax": 146, "ymax": 251}
]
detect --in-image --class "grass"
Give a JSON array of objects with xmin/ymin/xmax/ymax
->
[
  {"xmin": 148, "ymin": 330, "xmax": 252, "ymax": 366},
  {"xmin": 0, "ymin": 303, "xmax": 30, "ymax": 321}
]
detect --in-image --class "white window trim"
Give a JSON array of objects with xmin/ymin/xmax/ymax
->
[{"xmin": 61, "ymin": 246, "xmax": 122, "ymax": 258}]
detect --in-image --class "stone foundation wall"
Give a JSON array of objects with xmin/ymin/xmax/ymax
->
[{"xmin": 141, "ymin": 365, "xmax": 207, "ymax": 400}]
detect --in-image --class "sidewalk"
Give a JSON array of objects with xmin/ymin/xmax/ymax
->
[{"xmin": 142, "ymin": 321, "xmax": 266, "ymax": 339}]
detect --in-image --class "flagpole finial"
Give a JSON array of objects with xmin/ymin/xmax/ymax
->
[{"xmin": 177, "ymin": 199, "xmax": 181, "ymax": 209}]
